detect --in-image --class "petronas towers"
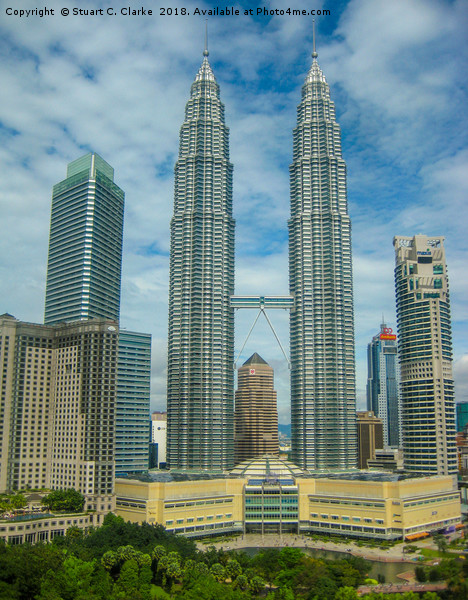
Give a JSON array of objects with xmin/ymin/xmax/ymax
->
[
  {"xmin": 167, "ymin": 48, "xmax": 235, "ymax": 470},
  {"xmin": 289, "ymin": 51, "xmax": 357, "ymax": 470},
  {"xmin": 167, "ymin": 45, "xmax": 356, "ymax": 471}
]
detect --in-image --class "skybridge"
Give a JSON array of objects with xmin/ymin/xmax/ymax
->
[
  {"xmin": 230, "ymin": 295, "xmax": 294, "ymax": 310},
  {"xmin": 230, "ymin": 295, "xmax": 294, "ymax": 368}
]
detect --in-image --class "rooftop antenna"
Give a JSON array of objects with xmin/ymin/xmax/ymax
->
[
  {"xmin": 203, "ymin": 19, "xmax": 209, "ymax": 57},
  {"xmin": 312, "ymin": 18, "xmax": 318, "ymax": 59}
]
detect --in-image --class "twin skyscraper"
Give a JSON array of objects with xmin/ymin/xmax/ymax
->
[{"xmin": 166, "ymin": 45, "xmax": 357, "ymax": 472}]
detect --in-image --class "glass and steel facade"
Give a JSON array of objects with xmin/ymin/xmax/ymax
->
[
  {"xmin": 116, "ymin": 331, "xmax": 152, "ymax": 475},
  {"xmin": 367, "ymin": 323, "xmax": 402, "ymax": 448},
  {"xmin": 245, "ymin": 478, "xmax": 299, "ymax": 534},
  {"xmin": 394, "ymin": 235, "xmax": 457, "ymax": 475},
  {"xmin": 167, "ymin": 50, "xmax": 235, "ymax": 470},
  {"xmin": 456, "ymin": 402, "xmax": 468, "ymax": 433},
  {"xmin": 44, "ymin": 153, "xmax": 124, "ymax": 324},
  {"xmin": 288, "ymin": 51, "xmax": 357, "ymax": 469}
]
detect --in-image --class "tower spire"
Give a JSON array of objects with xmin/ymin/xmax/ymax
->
[
  {"xmin": 203, "ymin": 19, "xmax": 209, "ymax": 57},
  {"xmin": 312, "ymin": 19, "xmax": 318, "ymax": 59}
]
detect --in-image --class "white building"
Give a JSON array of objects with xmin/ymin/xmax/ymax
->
[
  {"xmin": 151, "ymin": 411, "xmax": 167, "ymax": 468},
  {"xmin": 394, "ymin": 235, "xmax": 457, "ymax": 476}
]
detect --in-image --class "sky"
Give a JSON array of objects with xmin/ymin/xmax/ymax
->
[{"xmin": 1, "ymin": 0, "xmax": 467, "ymax": 424}]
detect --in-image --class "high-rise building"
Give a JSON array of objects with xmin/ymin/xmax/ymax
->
[
  {"xmin": 166, "ymin": 47, "xmax": 235, "ymax": 470},
  {"xmin": 44, "ymin": 153, "xmax": 124, "ymax": 325},
  {"xmin": 234, "ymin": 353, "xmax": 279, "ymax": 464},
  {"xmin": 394, "ymin": 235, "xmax": 457, "ymax": 476},
  {"xmin": 288, "ymin": 47, "xmax": 357, "ymax": 470},
  {"xmin": 367, "ymin": 323, "xmax": 401, "ymax": 448},
  {"xmin": 356, "ymin": 411, "xmax": 384, "ymax": 469},
  {"xmin": 116, "ymin": 331, "xmax": 152, "ymax": 475},
  {"xmin": 0, "ymin": 314, "xmax": 117, "ymax": 518},
  {"xmin": 150, "ymin": 411, "xmax": 167, "ymax": 469},
  {"xmin": 456, "ymin": 402, "xmax": 468, "ymax": 433},
  {"xmin": 43, "ymin": 154, "xmax": 152, "ymax": 475}
]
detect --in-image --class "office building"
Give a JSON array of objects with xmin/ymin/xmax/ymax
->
[
  {"xmin": 456, "ymin": 402, "xmax": 468, "ymax": 433},
  {"xmin": 116, "ymin": 331, "xmax": 152, "ymax": 475},
  {"xmin": 367, "ymin": 323, "xmax": 401, "ymax": 448},
  {"xmin": 116, "ymin": 457, "xmax": 461, "ymax": 540},
  {"xmin": 166, "ymin": 47, "xmax": 235, "ymax": 470},
  {"xmin": 151, "ymin": 411, "xmax": 167, "ymax": 469},
  {"xmin": 0, "ymin": 314, "xmax": 117, "ymax": 518},
  {"xmin": 234, "ymin": 353, "xmax": 279, "ymax": 464},
  {"xmin": 43, "ymin": 154, "xmax": 153, "ymax": 475},
  {"xmin": 394, "ymin": 235, "xmax": 457, "ymax": 476},
  {"xmin": 356, "ymin": 411, "xmax": 384, "ymax": 469},
  {"xmin": 367, "ymin": 448, "xmax": 404, "ymax": 471},
  {"xmin": 288, "ymin": 46, "xmax": 357, "ymax": 469},
  {"xmin": 44, "ymin": 153, "xmax": 124, "ymax": 325}
]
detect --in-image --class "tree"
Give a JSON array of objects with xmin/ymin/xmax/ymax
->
[
  {"xmin": 278, "ymin": 547, "xmax": 303, "ymax": 569},
  {"xmin": 0, "ymin": 542, "xmax": 65, "ymax": 600},
  {"xmin": 152, "ymin": 545, "xmax": 166, "ymax": 561},
  {"xmin": 421, "ymin": 593, "xmax": 441, "ymax": 600},
  {"xmin": 41, "ymin": 489, "xmax": 85, "ymax": 513},
  {"xmin": 101, "ymin": 550, "xmax": 117, "ymax": 570},
  {"xmin": 36, "ymin": 555, "xmax": 100, "ymax": 600},
  {"xmin": 210, "ymin": 562, "xmax": 226, "ymax": 583},
  {"xmin": 249, "ymin": 575, "xmax": 265, "ymax": 594},
  {"xmin": 10, "ymin": 494, "xmax": 27, "ymax": 510},
  {"xmin": 252, "ymin": 548, "xmax": 281, "ymax": 585},
  {"xmin": 233, "ymin": 574, "xmax": 249, "ymax": 590},
  {"xmin": 415, "ymin": 566, "xmax": 427, "ymax": 582},
  {"xmin": 334, "ymin": 587, "xmax": 358, "ymax": 600},
  {"xmin": 433, "ymin": 533, "xmax": 448, "ymax": 554},
  {"xmin": 226, "ymin": 558, "xmax": 242, "ymax": 580},
  {"xmin": 114, "ymin": 558, "xmax": 140, "ymax": 597}
]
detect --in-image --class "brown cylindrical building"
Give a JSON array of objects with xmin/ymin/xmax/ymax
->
[{"xmin": 234, "ymin": 353, "xmax": 279, "ymax": 464}]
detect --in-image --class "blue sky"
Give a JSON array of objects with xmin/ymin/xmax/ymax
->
[{"xmin": 1, "ymin": 0, "xmax": 467, "ymax": 423}]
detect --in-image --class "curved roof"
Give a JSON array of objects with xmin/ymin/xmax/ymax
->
[{"xmin": 229, "ymin": 455, "xmax": 305, "ymax": 478}]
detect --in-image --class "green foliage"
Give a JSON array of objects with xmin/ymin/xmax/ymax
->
[
  {"xmin": 1, "ymin": 515, "xmax": 465, "ymax": 600},
  {"xmin": 233, "ymin": 573, "xmax": 249, "ymax": 590},
  {"xmin": 249, "ymin": 574, "xmax": 265, "ymax": 594},
  {"xmin": 36, "ymin": 555, "xmax": 105, "ymax": 600},
  {"xmin": 226, "ymin": 558, "xmax": 242, "ymax": 580},
  {"xmin": 210, "ymin": 562, "xmax": 226, "ymax": 582},
  {"xmin": 10, "ymin": 494, "xmax": 27, "ymax": 510},
  {"xmin": 0, "ymin": 542, "xmax": 65, "ymax": 600},
  {"xmin": 433, "ymin": 533, "xmax": 448, "ymax": 554},
  {"xmin": 334, "ymin": 587, "xmax": 359, "ymax": 600},
  {"xmin": 152, "ymin": 545, "xmax": 166, "ymax": 561},
  {"xmin": 415, "ymin": 565, "xmax": 427, "ymax": 582},
  {"xmin": 251, "ymin": 548, "xmax": 281, "ymax": 585},
  {"xmin": 278, "ymin": 547, "xmax": 303, "ymax": 569},
  {"xmin": 41, "ymin": 489, "xmax": 85, "ymax": 513}
]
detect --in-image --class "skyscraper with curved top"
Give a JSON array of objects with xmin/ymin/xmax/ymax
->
[
  {"xmin": 167, "ymin": 47, "xmax": 235, "ymax": 470},
  {"xmin": 289, "ymin": 46, "xmax": 357, "ymax": 470}
]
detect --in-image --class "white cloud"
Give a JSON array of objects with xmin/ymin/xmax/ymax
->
[{"xmin": 1, "ymin": 0, "xmax": 467, "ymax": 420}]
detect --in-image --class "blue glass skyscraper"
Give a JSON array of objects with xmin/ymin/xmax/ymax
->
[
  {"xmin": 367, "ymin": 323, "xmax": 401, "ymax": 448},
  {"xmin": 45, "ymin": 153, "xmax": 124, "ymax": 324}
]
